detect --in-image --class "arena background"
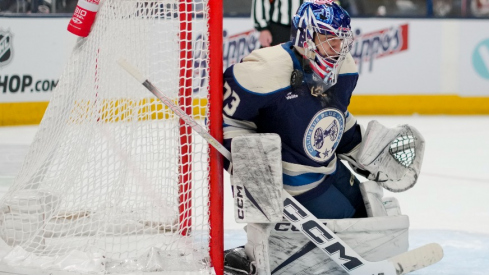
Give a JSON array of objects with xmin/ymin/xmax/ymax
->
[
  {"xmin": 1, "ymin": 9, "xmax": 489, "ymax": 125},
  {"xmin": 0, "ymin": 2, "xmax": 488, "ymax": 274}
]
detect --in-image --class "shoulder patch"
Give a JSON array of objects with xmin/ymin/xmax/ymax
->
[
  {"xmin": 338, "ymin": 53, "xmax": 358, "ymax": 75},
  {"xmin": 232, "ymin": 46, "xmax": 293, "ymax": 94}
]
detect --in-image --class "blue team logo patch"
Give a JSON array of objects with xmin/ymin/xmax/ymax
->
[{"xmin": 304, "ymin": 109, "xmax": 344, "ymax": 162}]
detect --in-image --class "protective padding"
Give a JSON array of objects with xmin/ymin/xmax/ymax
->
[
  {"xmin": 360, "ymin": 181, "xmax": 386, "ymax": 217},
  {"xmin": 246, "ymin": 215, "xmax": 409, "ymax": 275},
  {"xmin": 360, "ymin": 181, "xmax": 403, "ymax": 218},
  {"xmin": 231, "ymin": 134, "xmax": 284, "ymax": 224}
]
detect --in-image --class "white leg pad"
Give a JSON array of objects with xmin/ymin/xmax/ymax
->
[
  {"xmin": 359, "ymin": 181, "xmax": 387, "ymax": 217},
  {"xmin": 244, "ymin": 180, "xmax": 407, "ymax": 274},
  {"xmin": 383, "ymin": 197, "xmax": 402, "ymax": 216},
  {"xmin": 247, "ymin": 216, "xmax": 409, "ymax": 275},
  {"xmin": 244, "ymin": 223, "xmax": 273, "ymax": 275},
  {"xmin": 360, "ymin": 181, "xmax": 403, "ymax": 217}
]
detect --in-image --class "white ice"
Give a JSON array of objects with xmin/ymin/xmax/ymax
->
[{"xmin": 1, "ymin": 115, "xmax": 488, "ymax": 274}]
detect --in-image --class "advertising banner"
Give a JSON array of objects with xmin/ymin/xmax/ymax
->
[
  {"xmin": 0, "ymin": 18, "xmax": 76, "ymax": 103},
  {"xmin": 0, "ymin": 16, "xmax": 488, "ymax": 124},
  {"xmin": 460, "ymin": 20, "xmax": 489, "ymax": 96},
  {"xmin": 221, "ymin": 18, "xmax": 489, "ymax": 96}
]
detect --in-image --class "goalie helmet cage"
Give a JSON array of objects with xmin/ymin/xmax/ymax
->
[{"xmin": 0, "ymin": 0, "xmax": 224, "ymax": 274}]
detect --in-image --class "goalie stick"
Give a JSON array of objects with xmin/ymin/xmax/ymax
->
[{"xmin": 117, "ymin": 59, "xmax": 444, "ymax": 275}]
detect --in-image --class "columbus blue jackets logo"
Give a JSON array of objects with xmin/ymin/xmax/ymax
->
[
  {"xmin": 304, "ymin": 109, "xmax": 344, "ymax": 162},
  {"xmin": 0, "ymin": 30, "xmax": 13, "ymax": 67}
]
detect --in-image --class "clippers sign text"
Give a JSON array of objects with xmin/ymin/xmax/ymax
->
[
  {"xmin": 223, "ymin": 29, "xmax": 260, "ymax": 71},
  {"xmin": 351, "ymin": 24, "xmax": 409, "ymax": 73},
  {"xmin": 193, "ymin": 29, "xmax": 260, "ymax": 93}
]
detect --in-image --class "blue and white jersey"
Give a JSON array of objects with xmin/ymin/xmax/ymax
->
[{"xmin": 223, "ymin": 42, "xmax": 362, "ymax": 195}]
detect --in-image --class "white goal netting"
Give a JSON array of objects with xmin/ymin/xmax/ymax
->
[{"xmin": 0, "ymin": 0, "xmax": 216, "ymax": 274}]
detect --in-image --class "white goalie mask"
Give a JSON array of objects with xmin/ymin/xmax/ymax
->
[{"xmin": 291, "ymin": 0, "xmax": 354, "ymax": 95}]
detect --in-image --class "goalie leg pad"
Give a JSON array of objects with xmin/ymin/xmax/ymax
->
[
  {"xmin": 360, "ymin": 181, "xmax": 404, "ymax": 217},
  {"xmin": 359, "ymin": 180, "xmax": 386, "ymax": 217},
  {"xmin": 231, "ymin": 134, "xmax": 283, "ymax": 223},
  {"xmin": 383, "ymin": 196, "xmax": 402, "ymax": 216},
  {"xmin": 244, "ymin": 223, "xmax": 273, "ymax": 275},
  {"xmin": 266, "ymin": 216, "xmax": 409, "ymax": 275}
]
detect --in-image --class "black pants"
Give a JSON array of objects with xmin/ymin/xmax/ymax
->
[{"xmin": 268, "ymin": 22, "xmax": 293, "ymax": 46}]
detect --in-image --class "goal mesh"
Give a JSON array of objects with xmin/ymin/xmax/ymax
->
[{"xmin": 0, "ymin": 0, "xmax": 221, "ymax": 273}]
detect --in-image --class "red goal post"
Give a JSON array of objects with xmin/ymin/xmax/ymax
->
[
  {"xmin": 180, "ymin": 0, "xmax": 224, "ymax": 273},
  {"xmin": 207, "ymin": 0, "xmax": 225, "ymax": 274}
]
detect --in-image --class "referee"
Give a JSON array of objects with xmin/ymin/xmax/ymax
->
[{"xmin": 252, "ymin": 0, "xmax": 303, "ymax": 47}]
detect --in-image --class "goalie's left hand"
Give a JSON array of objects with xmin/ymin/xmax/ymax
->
[{"xmin": 357, "ymin": 120, "xmax": 425, "ymax": 192}]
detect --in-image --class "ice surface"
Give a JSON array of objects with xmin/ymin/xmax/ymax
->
[{"xmin": 1, "ymin": 116, "xmax": 488, "ymax": 274}]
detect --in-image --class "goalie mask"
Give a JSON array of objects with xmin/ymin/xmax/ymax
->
[{"xmin": 291, "ymin": 0, "xmax": 353, "ymax": 95}]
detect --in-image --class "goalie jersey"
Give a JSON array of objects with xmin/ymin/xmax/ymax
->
[{"xmin": 223, "ymin": 42, "xmax": 362, "ymax": 195}]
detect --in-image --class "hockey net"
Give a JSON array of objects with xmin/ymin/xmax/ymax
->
[{"xmin": 0, "ymin": 0, "xmax": 223, "ymax": 274}]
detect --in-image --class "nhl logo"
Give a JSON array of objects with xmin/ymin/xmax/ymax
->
[{"xmin": 0, "ymin": 30, "xmax": 13, "ymax": 68}]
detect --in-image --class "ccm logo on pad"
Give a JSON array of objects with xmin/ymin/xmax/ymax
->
[
  {"xmin": 283, "ymin": 198, "xmax": 364, "ymax": 271},
  {"xmin": 234, "ymin": 185, "xmax": 245, "ymax": 220}
]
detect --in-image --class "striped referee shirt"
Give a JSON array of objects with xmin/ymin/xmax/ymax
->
[{"xmin": 252, "ymin": 0, "xmax": 304, "ymax": 31}]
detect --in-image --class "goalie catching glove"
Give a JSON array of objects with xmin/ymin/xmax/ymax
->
[{"xmin": 351, "ymin": 120, "xmax": 425, "ymax": 192}]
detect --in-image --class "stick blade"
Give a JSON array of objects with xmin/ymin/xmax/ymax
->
[{"xmin": 389, "ymin": 243, "xmax": 444, "ymax": 275}]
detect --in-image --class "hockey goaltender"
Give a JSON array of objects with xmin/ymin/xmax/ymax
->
[{"xmin": 220, "ymin": 0, "xmax": 443, "ymax": 274}]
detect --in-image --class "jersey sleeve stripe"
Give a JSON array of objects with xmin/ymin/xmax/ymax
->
[
  {"xmin": 283, "ymin": 173, "xmax": 326, "ymax": 187},
  {"xmin": 223, "ymin": 116, "xmax": 257, "ymax": 139},
  {"xmin": 282, "ymin": 157, "xmax": 337, "ymax": 175},
  {"xmin": 223, "ymin": 127, "xmax": 256, "ymax": 139},
  {"xmin": 223, "ymin": 115, "xmax": 258, "ymax": 129},
  {"xmin": 344, "ymin": 112, "xmax": 357, "ymax": 132}
]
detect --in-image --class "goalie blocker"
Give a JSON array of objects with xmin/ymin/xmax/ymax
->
[{"xmin": 230, "ymin": 134, "xmax": 284, "ymax": 224}]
